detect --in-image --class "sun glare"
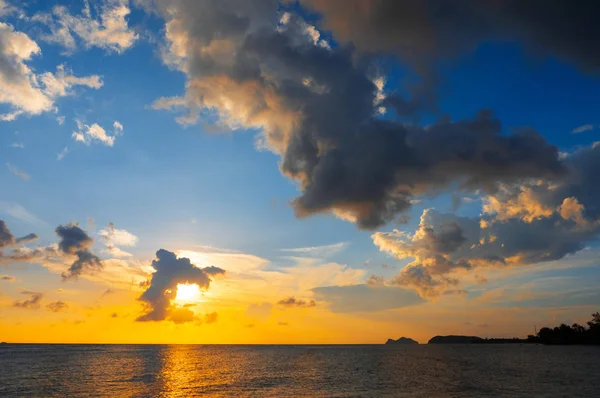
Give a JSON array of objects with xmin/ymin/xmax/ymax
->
[{"xmin": 174, "ymin": 283, "xmax": 202, "ymax": 304}]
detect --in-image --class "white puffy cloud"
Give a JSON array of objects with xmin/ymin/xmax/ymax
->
[
  {"xmin": 0, "ymin": 23, "xmax": 102, "ymax": 120},
  {"xmin": 99, "ymin": 222, "xmax": 138, "ymax": 258},
  {"xmin": 37, "ymin": 0, "xmax": 138, "ymax": 54},
  {"xmin": 72, "ymin": 120, "xmax": 123, "ymax": 147},
  {"xmin": 38, "ymin": 64, "xmax": 103, "ymax": 97}
]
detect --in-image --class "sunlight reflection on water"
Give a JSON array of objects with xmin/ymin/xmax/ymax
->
[{"xmin": 1, "ymin": 344, "xmax": 600, "ymax": 397}]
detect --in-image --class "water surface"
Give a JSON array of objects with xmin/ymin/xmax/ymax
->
[{"xmin": 1, "ymin": 344, "xmax": 599, "ymax": 397}]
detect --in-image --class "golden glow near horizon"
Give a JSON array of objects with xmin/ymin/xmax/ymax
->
[{"xmin": 0, "ymin": 242, "xmax": 597, "ymax": 344}]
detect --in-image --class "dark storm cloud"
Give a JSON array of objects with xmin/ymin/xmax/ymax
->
[
  {"xmin": 13, "ymin": 291, "xmax": 43, "ymax": 309},
  {"xmin": 549, "ymin": 144, "xmax": 600, "ymax": 220},
  {"xmin": 55, "ymin": 224, "xmax": 102, "ymax": 280},
  {"xmin": 136, "ymin": 249, "xmax": 225, "ymax": 322},
  {"xmin": 290, "ymin": 110, "xmax": 562, "ymax": 229},
  {"xmin": 301, "ymin": 0, "xmax": 600, "ymax": 73},
  {"xmin": 375, "ymin": 144, "xmax": 600, "ymax": 296},
  {"xmin": 1, "ymin": 274, "xmax": 15, "ymax": 282},
  {"xmin": 0, "ymin": 220, "xmax": 38, "ymax": 262},
  {"xmin": 148, "ymin": 0, "xmax": 564, "ymax": 229},
  {"xmin": 46, "ymin": 300, "xmax": 68, "ymax": 312},
  {"xmin": 311, "ymin": 284, "xmax": 424, "ymax": 313},
  {"xmin": 0, "ymin": 220, "xmax": 14, "ymax": 248},
  {"xmin": 277, "ymin": 296, "xmax": 316, "ymax": 308},
  {"xmin": 15, "ymin": 233, "xmax": 39, "ymax": 244}
]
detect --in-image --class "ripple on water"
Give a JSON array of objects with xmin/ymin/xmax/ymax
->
[{"xmin": 1, "ymin": 344, "xmax": 600, "ymax": 397}]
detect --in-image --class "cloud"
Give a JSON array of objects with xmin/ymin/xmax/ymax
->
[
  {"xmin": 0, "ymin": 202, "xmax": 45, "ymax": 225},
  {"xmin": 99, "ymin": 222, "xmax": 138, "ymax": 257},
  {"xmin": 0, "ymin": 220, "xmax": 13, "ymax": 248},
  {"xmin": 57, "ymin": 147, "xmax": 69, "ymax": 160},
  {"xmin": 194, "ymin": 311, "xmax": 219, "ymax": 325},
  {"xmin": 276, "ymin": 296, "xmax": 316, "ymax": 308},
  {"xmin": 36, "ymin": 0, "xmax": 138, "ymax": 54},
  {"xmin": 137, "ymin": 249, "xmax": 225, "ymax": 322},
  {"xmin": 167, "ymin": 307, "xmax": 195, "ymax": 324},
  {"xmin": 0, "ymin": 23, "xmax": 102, "ymax": 120},
  {"xmin": 177, "ymin": 248, "xmax": 269, "ymax": 274},
  {"xmin": 366, "ymin": 274, "xmax": 385, "ymax": 287},
  {"xmin": 148, "ymin": 1, "xmax": 564, "ymax": 229},
  {"xmin": 0, "ymin": 220, "xmax": 37, "ymax": 254},
  {"xmin": 0, "ymin": 221, "xmax": 145, "ymax": 289},
  {"xmin": 0, "ymin": 274, "xmax": 15, "ymax": 282},
  {"xmin": 55, "ymin": 223, "xmax": 103, "ymax": 280},
  {"xmin": 203, "ymin": 311, "xmax": 218, "ymax": 324},
  {"xmin": 311, "ymin": 284, "xmax": 424, "ymax": 313},
  {"xmin": 10, "ymin": 142, "xmax": 23, "ymax": 148},
  {"xmin": 46, "ymin": 300, "xmax": 69, "ymax": 312},
  {"xmin": 482, "ymin": 183, "xmax": 555, "ymax": 223},
  {"xmin": 301, "ymin": 1, "xmax": 600, "ymax": 74},
  {"xmin": 572, "ymin": 124, "xmax": 595, "ymax": 134},
  {"xmin": 113, "ymin": 120, "xmax": 124, "ymax": 134},
  {"xmin": 280, "ymin": 242, "xmax": 348, "ymax": 258},
  {"xmin": 72, "ymin": 120, "xmax": 123, "ymax": 147},
  {"xmin": 15, "ymin": 233, "xmax": 39, "ymax": 245},
  {"xmin": 245, "ymin": 302, "xmax": 272, "ymax": 320},
  {"xmin": 0, "ymin": 0, "xmax": 19, "ymax": 17},
  {"xmin": 373, "ymin": 144, "xmax": 600, "ymax": 296},
  {"xmin": 13, "ymin": 291, "xmax": 43, "ymax": 309},
  {"xmin": 6, "ymin": 163, "xmax": 30, "ymax": 180}
]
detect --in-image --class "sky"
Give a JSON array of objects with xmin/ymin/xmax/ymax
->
[{"xmin": 1, "ymin": 0, "xmax": 600, "ymax": 344}]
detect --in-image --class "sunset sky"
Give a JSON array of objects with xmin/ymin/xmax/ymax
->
[{"xmin": 2, "ymin": 0, "xmax": 600, "ymax": 344}]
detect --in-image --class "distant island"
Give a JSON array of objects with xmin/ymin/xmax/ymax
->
[
  {"xmin": 428, "ymin": 335, "xmax": 484, "ymax": 344},
  {"xmin": 385, "ymin": 337, "xmax": 419, "ymax": 345},
  {"xmin": 407, "ymin": 312, "xmax": 600, "ymax": 346},
  {"xmin": 428, "ymin": 336, "xmax": 525, "ymax": 344}
]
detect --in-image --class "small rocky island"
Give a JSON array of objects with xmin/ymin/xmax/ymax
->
[{"xmin": 385, "ymin": 337, "xmax": 419, "ymax": 345}]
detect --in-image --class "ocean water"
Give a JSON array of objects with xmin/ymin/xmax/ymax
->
[{"xmin": 1, "ymin": 344, "xmax": 599, "ymax": 397}]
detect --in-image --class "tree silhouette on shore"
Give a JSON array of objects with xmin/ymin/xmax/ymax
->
[{"xmin": 527, "ymin": 312, "xmax": 600, "ymax": 345}]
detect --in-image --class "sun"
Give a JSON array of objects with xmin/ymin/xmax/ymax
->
[{"xmin": 174, "ymin": 283, "xmax": 202, "ymax": 304}]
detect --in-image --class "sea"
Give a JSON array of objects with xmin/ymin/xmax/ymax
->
[{"xmin": 1, "ymin": 344, "xmax": 599, "ymax": 397}]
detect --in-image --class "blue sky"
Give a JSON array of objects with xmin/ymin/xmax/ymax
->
[{"xmin": 1, "ymin": 0, "xmax": 600, "ymax": 343}]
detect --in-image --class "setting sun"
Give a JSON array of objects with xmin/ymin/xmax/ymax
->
[{"xmin": 174, "ymin": 283, "xmax": 202, "ymax": 304}]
